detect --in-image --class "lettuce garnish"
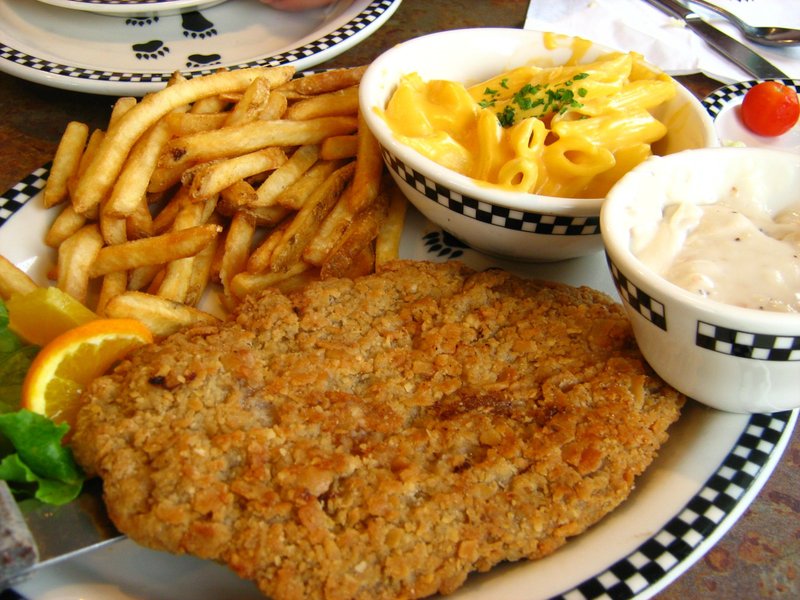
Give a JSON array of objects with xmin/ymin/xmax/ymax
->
[{"xmin": 0, "ymin": 299, "xmax": 85, "ymax": 505}]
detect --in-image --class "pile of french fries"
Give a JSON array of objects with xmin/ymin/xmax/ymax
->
[{"xmin": 0, "ymin": 65, "xmax": 407, "ymax": 338}]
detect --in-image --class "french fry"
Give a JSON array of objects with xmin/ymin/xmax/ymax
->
[
  {"xmin": 348, "ymin": 110, "xmax": 384, "ymax": 213},
  {"xmin": 260, "ymin": 91, "xmax": 288, "ymax": 120},
  {"xmin": 190, "ymin": 94, "xmax": 230, "ymax": 114},
  {"xmin": 269, "ymin": 161, "xmax": 355, "ymax": 272},
  {"xmin": 233, "ymin": 204, "xmax": 291, "ymax": 228},
  {"xmin": 186, "ymin": 147, "xmax": 287, "ymax": 200},
  {"xmin": 253, "ymin": 144, "xmax": 320, "ymax": 207},
  {"xmin": 44, "ymin": 121, "xmax": 89, "ymax": 208},
  {"xmin": 218, "ymin": 179, "xmax": 258, "ymax": 212},
  {"xmin": 276, "ymin": 65, "xmax": 366, "ymax": 97},
  {"xmin": 0, "ymin": 256, "xmax": 38, "ymax": 300},
  {"xmin": 99, "ymin": 212, "xmax": 128, "ymax": 246},
  {"xmin": 45, "ymin": 204, "xmax": 87, "ymax": 248},
  {"xmin": 156, "ymin": 199, "xmax": 215, "ymax": 302},
  {"xmin": 165, "ymin": 111, "xmax": 228, "ymax": 136},
  {"xmin": 151, "ymin": 187, "xmax": 190, "ymax": 234},
  {"xmin": 57, "ymin": 224, "xmax": 104, "ymax": 305},
  {"xmin": 159, "ymin": 116, "xmax": 357, "ymax": 170},
  {"xmin": 230, "ymin": 261, "xmax": 312, "ymax": 299},
  {"xmin": 127, "ymin": 264, "xmax": 162, "ymax": 292},
  {"xmin": 219, "ymin": 210, "xmax": 256, "ymax": 297},
  {"xmin": 104, "ymin": 291, "xmax": 220, "ymax": 339},
  {"xmin": 96, "ymin": 271, "xmax": 128, "ymax": 317},
  {"xmin": 147, "ymin": 159, "xmax": 189, "ymax": 194},
  {"xmin": 320, "ymin": 191, "xmax": 388, "ymax": 280},
  {"xmin": 108, "ymin": 97, "xmax": 138, "ymax": 127},
  {"xmin": 246, "ymin": 218, "xmax": 291, "ymax": 273},
  {"xmin": 302, "ymin": 185, "xmax": 355, "ymax": 266},
  {"xmin": 375, "ymin": 183, "xmax": 408, "ymax": 267},
  {"xmin": 88, "ymin": 224, "xmax": 222, "ymax": 278},
  {"xmin": 72, "ymin": 66, "xmax": 295, "ymax": 216},
  {"xmin": 104, "ymin": 116, "xmax": 176, "ymax": 217},
  {"xmin": 321, "ymin": 134, "xmax": 358, "ymax": 160},
  {"xmin": 224, "ymin": 77, "xmax": 271, "ymax": 127},
  {"xmin": 184, "ymin": 228, "xmax": 219, "ymax": 306},
  {"xmin": 126, "ymin": 200, "xmax": 155, "ymax": 240},
  {"xmin": 67, "ymin": 128, "xmax": 106, "ymax": 200},
  {"xmin": 273, "ymin": 159, "xmax": 344, "ymax": 210},
  {"xmin": 285, "ymin": 85, "xmax": 359, "ymax": 120}
]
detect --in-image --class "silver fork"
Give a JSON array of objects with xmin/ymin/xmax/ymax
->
[{"xmin": 685, "ymin": 0, "xmax": 800, "ymax": 46}]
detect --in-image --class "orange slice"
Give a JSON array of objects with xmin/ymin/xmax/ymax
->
[
  {"xmin": 21, "ymin": 318, "xmax": 153, "ymax": 429},
  {"xmin": 7, "ymin": 286, "xmax": 98, "ymax": 346}
]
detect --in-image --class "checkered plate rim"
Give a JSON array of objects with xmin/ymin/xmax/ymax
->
[
  {"xmin": 382, "ymin": 149, "xmax": 601, "ymax": 236},
  {"xmin": 551, "ymin": 409, "xmax": 796, "ymax": 600},
  {"xmin": 0, "ymin": 165, "xmax": 48, "ymax": 225},
  {"xmin": 701, "ymin": 78, "xmax": 800, "ymax": 118},
  {"xmin": 0, "ymin": 0, "xmax": 399, "ymax": 86},
  {"xmin": 2, "ymin": 167, "xmax": 797, "ymax": 600}
]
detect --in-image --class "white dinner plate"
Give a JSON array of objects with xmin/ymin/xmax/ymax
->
[
  {"xmin": 0, "ymin": 0, "xmax": 401, "ymax": 96},
  {"xmin": 702, "ymin": 79, "xmax": 800, "ymax": 153},
  {"xmin": 32, "ymin": 0, "xmax": 228, "ymax": 17},
  {"xmin": 1, "ymin": 88, "xmax": 797, "ymax": 600}
]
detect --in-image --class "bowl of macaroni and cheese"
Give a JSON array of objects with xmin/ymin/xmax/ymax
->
[
  {"xmin": 601, "ymin": 147, "xmax": 800, "ymax": 413},
  {"xmin": 359, "ymin": 28, "xmax": 718, "ymax": 262}
]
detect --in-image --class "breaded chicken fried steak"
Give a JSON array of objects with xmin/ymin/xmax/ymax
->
[{"xmin": 72, "ymin": 260, "xmax": 684, "ymax": 600}]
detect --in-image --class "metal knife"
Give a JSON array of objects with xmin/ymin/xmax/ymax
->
[
  {"xmin": 0, "ymin": 479, "xmax": 122, "ymax": 590},
  {"xmin": 644, "ymin": 0, "xmax": 788, "ymax": 79}
]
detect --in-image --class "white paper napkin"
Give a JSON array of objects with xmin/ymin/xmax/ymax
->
[{"xmin": 524, "ymin": 0, "xmax": 800, "ymax": 82}]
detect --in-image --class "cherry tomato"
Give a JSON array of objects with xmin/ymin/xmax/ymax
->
[{"xmin": 739, "ymin": 81, "xmax": 799, "ymax": 137}]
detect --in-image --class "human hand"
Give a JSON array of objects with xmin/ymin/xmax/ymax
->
[{"xmin": 259, "ymin": 0, "xmax": 336, "ymax": 11}]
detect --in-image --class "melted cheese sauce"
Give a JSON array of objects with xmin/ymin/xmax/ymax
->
[{"xmin": 630, "ymin": 192, "xmax": 800, "ymax": 313}]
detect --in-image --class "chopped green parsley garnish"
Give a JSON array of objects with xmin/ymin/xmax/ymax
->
[
  {"xmin": 497, "ymin": 106, "xmax": 517, "ymax": 128},
  {"xmin": 479, "ymin": 72, "xmax": 590, "ymax": 127}
]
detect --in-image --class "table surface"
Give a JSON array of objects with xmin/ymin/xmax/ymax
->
[{"xmin": 0, "ymin": 1, "xmax": 797, "ymax": 599}]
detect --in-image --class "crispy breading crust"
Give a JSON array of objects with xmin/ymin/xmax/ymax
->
[{"xmin": 72, "ymin": 260, "xmax": 684, "ymax": 600}]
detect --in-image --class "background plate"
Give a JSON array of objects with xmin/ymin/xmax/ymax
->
[
  {"xmin": 702, "ymin": 79, "xmax": 800, "ymax": 153},
  {"xmin": 0, "ymin": 0, "xmax": 401, "ymax": 96},
  {"xmin": 0, "ymin": 172, "xmax": 795, "ymax": 600}
]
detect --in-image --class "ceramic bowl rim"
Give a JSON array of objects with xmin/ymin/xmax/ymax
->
[
  {"xmin": 359, "ymin": 27, "xmax": 717, "ymax": 217},
  {"xmin": 601, "ymin": 146, "xmax": 800, "ymax": 328}
]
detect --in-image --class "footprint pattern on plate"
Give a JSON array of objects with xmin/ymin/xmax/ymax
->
[
  {"xmin": 127, "ymin": 10, "xmax": 218, "ymax": 63},
  {"xmin": 423, "ymin": 230, "xmax": 469, "ymax": 260}
]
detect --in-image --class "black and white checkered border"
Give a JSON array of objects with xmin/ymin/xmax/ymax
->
[
  {"xmin": 0, "ymin": 0, "xmax": 398, "ymax": 85},
  {"xmin": 0, "ymin": 165, "xmax": 48, "ymax": 227},
  {"xmin": 697, "ymin": 322, "xmax": 800, "ymax": 362},
  {"xmin": 382, "ymin": 149, "xmax": 601, "ymax": 236},
  {"xmin": 701, "ymin": 79, "xmax": 800, "ymax": 119},
  {"xmin": 605, "ymin": 256, "xmax": 667, "ymax": 331},
  {"xmin": 552, "ymin": 409, "xmax": 796, "ymax": 600}
]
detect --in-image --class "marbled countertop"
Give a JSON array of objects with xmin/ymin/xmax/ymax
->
[{"xmin": 0, "ymin": 1, "xmax": 797, "ymax": 598}]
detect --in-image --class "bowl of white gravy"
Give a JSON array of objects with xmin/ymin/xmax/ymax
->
[{"xmin": 601, "ymin": 147, "xmax": 800, "ymax": 413}]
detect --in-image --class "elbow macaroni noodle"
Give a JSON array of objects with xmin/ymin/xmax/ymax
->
[{"xmin": 381, "ymin": 38, "xmax": 677, "ymax": 198}]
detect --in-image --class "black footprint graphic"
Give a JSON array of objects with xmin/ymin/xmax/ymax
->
[
  {"xmin": 186, "ymin": 53, "xmax": 222, "ymax": 68},
  {"xmin": 126, "ymin": 16, "xmax": 159, "ymax": 26},
  {"xmin": 423, "ymin": 230, "xmax": 468, "ymax": 259},
  {"xmin": 182, "ymin": 12, "xmax": 218, "ymax": 39},
  {"xmin": 133, "ymin": 40, "xmax": 170, "ymax": 60}
]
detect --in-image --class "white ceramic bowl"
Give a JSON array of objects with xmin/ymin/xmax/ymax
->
[
  {"xmin": 602, "ymin": 147, "xmax": 800, "ymax": 413},
  {"xmin": 360, "ymin": 28, "xmax": 719, "ymax": 262}
]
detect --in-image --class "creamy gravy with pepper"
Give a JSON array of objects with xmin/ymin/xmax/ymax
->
[{"xmin": 630, "ymin": 192, "xmax": 800, "ymax": 313}]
